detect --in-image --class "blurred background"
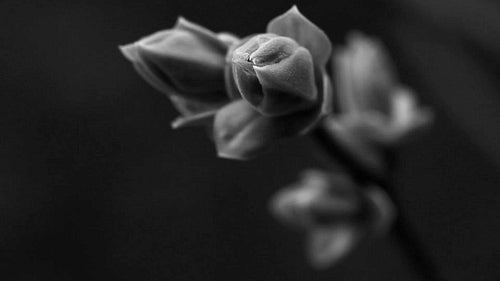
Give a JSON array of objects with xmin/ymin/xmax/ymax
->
[{"xmin": 1, "ymin": 0, "xmax": 499, "ymax": 280}]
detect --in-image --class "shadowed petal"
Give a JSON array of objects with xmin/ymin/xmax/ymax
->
[
  {"xmin": 121, "ymin": 17, "xmax": 230, "ymax": 103},
  {"xmin": 334, "ymin": 32, "xmax": 397, "ymax": 116},
  {"xmin": 347, "ymin": 32, "xmax": 396, "ymax": 115},
  {"xmin": 168, "ymin": 95, "xmax": 225, "ymax": 128},
  {"xmin": 267, "ymin": 6, "xmax": 332, "ymax": 67},
  {"xmin": 254, "ymin": 46, "xmax": 317, "ymax": 115},
  {"xmin": 275, "ymin": 70, "xmax": 333, "ymax": 136},
  {"xmin": 213, "ymin": 100, "xmax": 278, "ymax": 160}
]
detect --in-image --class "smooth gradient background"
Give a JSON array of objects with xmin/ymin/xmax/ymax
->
[{"xmin": 1, "ymin": 0, "xmax": 499, "ymax": 280}]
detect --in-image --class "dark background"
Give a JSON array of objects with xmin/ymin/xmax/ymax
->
[{"xmin": 1, "ymin": 0, "xmax": 499, "ymax": 280}]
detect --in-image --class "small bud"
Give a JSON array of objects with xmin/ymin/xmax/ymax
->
[{"xmin": 120, "ymin": 17, "xmax": 234, "ymax": 128}]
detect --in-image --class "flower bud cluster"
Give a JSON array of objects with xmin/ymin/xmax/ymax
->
[
  {"xmin": 120, "ymin": 6, "xmax": 433, "ymax": 269},
  {"xmin": 121, "ymin": 6, "xmax": 332, "ymax": 160},
  {"xmin": 120, "ymin": 7, "xmax": 431, "ymax": 162}
]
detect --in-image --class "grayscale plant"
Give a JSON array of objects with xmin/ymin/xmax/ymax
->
[{"xmin": 120, "ymin": 5, "xmax": 438, "ymax": 280}]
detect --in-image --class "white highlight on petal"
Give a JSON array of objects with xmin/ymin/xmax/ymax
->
[{"xmin": 307, "ymin": 225, "xmax": 360, "ymax": 269}]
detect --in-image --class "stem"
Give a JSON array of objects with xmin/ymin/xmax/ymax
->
[{"xmin": 312, "ymin": 126, "xmax": 443, "ymax": 281}]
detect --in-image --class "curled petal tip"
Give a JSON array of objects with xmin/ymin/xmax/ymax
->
[
  {"xmin": 288, "ymin": 5, "xmax": 300, "ymax": 15},
  {"xmin": 119, "ymin": 43, "xmax": 139, "ymax": 62},
  {"xmin": 175, "ymin": 16, "xmax": 189, "ymax": 27},
  {"xmin": 286, "ymin": 5, "xmax": 302, "ymax": 16},
  {"xmin": 170, "ymin": 120, "xmax": 183, "ymax": 129}
]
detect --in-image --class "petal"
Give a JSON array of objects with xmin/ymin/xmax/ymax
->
[
  {"xmin": 333, "ymin": 46, "xmax": 358, "ymax": 114},
  {"xmin": 224, "ymin": 36, "xmax": 249, "ymax": 100},
  {"xmin": 224, "ymin": 59, "xmax": 242, "ymax": 100},
  {"xmin": 268, "ymin": 69, "xmax": 333, "ymax": 136},
  {"xmin": 389, "ymin": 87, "xmax": 434, "ymax": 142},
  {"xmin": 346, "ymin": 32, "xmax": 397, "ymax": 115},
  {"xmin": 253, "ymin": 46, "xmax": 318, "ymax": 116},
  {"xmin": 267, "ymin": 6, "xmax": 332, "ymax": 67},
  {"xmin": 232, "ymin": 49, "xmax": 264, "ymax": 107},
  {"xmin": 262, "ymin": 69, "xmax": 332, "ymax": 136},
  {"xmin": 307, "ymin": 224, "xmax": 362, "ymax": 269},
  {"xmin": 120, "ymin": 43, "xmax": 141, "ymax": 62},
  {"xmin": 213, "ymin": 100, "xmax": 279, "ymax": 160}
]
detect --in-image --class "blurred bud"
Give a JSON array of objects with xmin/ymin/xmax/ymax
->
[
  {"xmin": 270, "ymin": 170, "xmax": 395, "ymax": 269},
  {"xmin": 323, "ymin": 32, "xmax": 433, "ymax": 173},
  {"xmin": 213, "ymin": 6, "xmax": 333, "ymax": 160},
  {"xmin": 330, "ymin": 32, "xmax": 433, "ymax": 146},
  {"xmin": 120, "ymin": 17, "xmax": 235, "ymax": 128}
]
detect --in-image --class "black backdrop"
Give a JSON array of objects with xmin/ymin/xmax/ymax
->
[{"xmin": 1, "ymin": 0, "xmax": 500, "ymax": 280}]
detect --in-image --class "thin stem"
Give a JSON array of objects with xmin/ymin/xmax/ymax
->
[{"xmin": 312, "ymin": 126, "xmax": 443, "ymax": 281}]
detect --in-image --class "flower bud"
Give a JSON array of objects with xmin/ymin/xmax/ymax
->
[
  {"xmin": 323, "ymin": 32, "xmax": 433, "ymax": 174},
  {"xmin": 120, "ymin": 17, "xmax": 235, "ymax": 128},
  {"xmin": 331, "ymin": 32, "xmax": 433, "ymax": 146},
  {"xmin": 212, "ymin": 6, "xmax": 334, "ymax": 160},
  {"xmin": 232, "ymin": 34, "xmax": 317, "ymax": 116},
  {"xmin": 270, "ymin": 170, "xmax": 395, "ymax": 269}
]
